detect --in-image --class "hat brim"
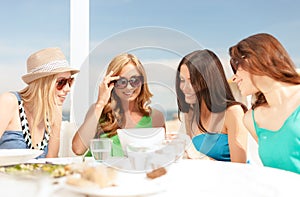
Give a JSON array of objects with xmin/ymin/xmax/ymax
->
[{"xmin": 22, "ymin": 67, "xmax": 80, "ymax": 84}]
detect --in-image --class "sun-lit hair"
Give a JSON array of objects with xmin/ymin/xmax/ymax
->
[
  {"xmin": 229, "ymin": 33, "xmax": 300, "ymax": 109},
  {"xmin": 97, "ymin": 53, "xmax": 153, "ymax": 137},
  {"xmin": 19, "ymin": 75, "xmax": 57, "ymax": 146},
  {"xmin": 176, "ymin": 49, "xmax": 247, "ymax": 133}
]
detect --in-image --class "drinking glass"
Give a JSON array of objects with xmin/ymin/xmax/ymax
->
[
  {"xmin": 126, "ymin": 143, "xmax": 156, "ymax": 172},
  {"xmin": 160, "ymin": 137, "xmax": 186, "ymax": 162},
  {"xmin": 171, "ymin": 138, "xmax": 186, "ymax": 161},
  {"xmin": 90, "ymin": 138, "xmax": 112, "ymax": 162}
]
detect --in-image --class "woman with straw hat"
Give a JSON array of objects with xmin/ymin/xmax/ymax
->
[{"xmin": 0, "ymin": 47, "xmax": 79, "ymax": 158}]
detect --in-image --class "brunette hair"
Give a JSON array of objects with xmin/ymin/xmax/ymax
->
[
  {"xmin": 229, "ymin": 33, "xmax": 300, "ymax": 109},
  {"xmin": 176, "ymin": 49, "xmax": 247, "ymax": 133}
]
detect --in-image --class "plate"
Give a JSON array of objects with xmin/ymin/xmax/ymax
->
[
  {"xmin": 0, "ymin": 149, "xmax": 43, "ymax": 166},
  {"xmin": 63, "ymin": 172, "xmax": 165, "ymax": 197},
  {"xmin": 28, "ymin": 157, "xmax": 82, "ymax": 165}
]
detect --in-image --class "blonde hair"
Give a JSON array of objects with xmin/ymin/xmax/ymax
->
[
  {"xmin": 19, "ymin": 75, "xmax": 57, "ymax": 146},
  {"xmin": 97, "ymin": 53, "xmax": 153, "ymax": 137}
]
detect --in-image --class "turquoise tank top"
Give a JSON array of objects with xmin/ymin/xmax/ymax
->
[
  {"xmin": 192, "ymin": 133, "xmax": 230, "ymax": 161},
  {"xmin": 252, "ymin": 107, "xmax": 300, "ymax": 174},
  {"xmin": 99, "ymin": 116, "xmax": 153, "ymax": 157}
]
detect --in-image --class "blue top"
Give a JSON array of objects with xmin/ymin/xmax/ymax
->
[
  {"xmin": 0, "ymin": 92, "xmax": 48, "ymax": 158},
  {"xmin": 253, "ymin": 107, "xmax": 300, "ymax": 174},
  {"xmin": 0, "ymin": 131, "xmax": 48, "ymax": 158},
  {"xmin": 192, "ymin": 133, "xmax": 230, "ymax": 161}
]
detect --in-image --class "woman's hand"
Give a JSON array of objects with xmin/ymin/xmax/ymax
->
[{"xmin": 96, "ymin": 71, "xmax": 120, "ymax": 106}]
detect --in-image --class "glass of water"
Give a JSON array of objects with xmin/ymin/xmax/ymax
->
[
  {"xmin": 126, "ymin": 143, "xmax": 157, "ymax": 172},
  {"xmin": 90, "ymin": 138, "xmax": 112, "ymax": 162}
]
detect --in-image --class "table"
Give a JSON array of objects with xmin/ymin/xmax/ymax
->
[
  {"xmin": 0, "ymin": 157, "xmax": 299, "ymax": 197},
  {"xmin": 155, "ymin": 160, "xmax": 299, "ymax": 197}
]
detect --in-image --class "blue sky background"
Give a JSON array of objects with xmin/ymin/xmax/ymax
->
[
  {"xmin": 90, "ymin": 0, "xmax": 300, "ymax": 61},
  {"xmin": 1, "ymin": 0, "xmax": 300, "ymax": 114}
]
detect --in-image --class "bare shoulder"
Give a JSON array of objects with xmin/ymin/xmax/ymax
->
[
  {"xmin": 224, "ymin": 105, "xmax": 246, "ymax": 130},
  {"xmin": 0, "ymin": 92, "xmax": 18, "ymax": 107},
  {"xmin": 151, "ymin": 108, "xmax": 165, "ymax": 127},
  {"xmin": 0, "ymin": 92, "xmax": 19, "ymax": 124},
  {"xmin": 226, "ymin": 104, "xmax": 246, "ymax": 118},
  {"xmin": 151, "ymin": 108, "xmax": 164, "ymax": 117}
]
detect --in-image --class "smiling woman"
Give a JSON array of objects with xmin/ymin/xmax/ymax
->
[
  {"xmin": 72, "ymin": 53, "xmax": 166, "ymax": 157},
  {"xmin": 175, "ymin": 49, "xmax": 248, "ymax": 163},
  {"xmin": 0, "ymin": 47, "xmax": 79, "ymax": 158},
  {"xmin": 229, "ymin": 33, "xmax": 300, "ymax": 174}
]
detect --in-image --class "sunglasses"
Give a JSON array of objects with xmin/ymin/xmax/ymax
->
[
  {"xmin": 114, "ymin": 76, "xmax": 143, "ymax": 89},
  {"xmin": 56, "ymin": 77, "xmax": 74, "ymax": 90},
  {"xmin": 230, "ymin": 58, "xmax": 239, "ymax": 74},
  {"xmin": 230, "ymin": 55, "xmax": 246, "ymax": 74}
]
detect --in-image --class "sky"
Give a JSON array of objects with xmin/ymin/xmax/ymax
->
[{"xmin": 1, "ymin": 0, "xmax": 300, "ymax": 119}]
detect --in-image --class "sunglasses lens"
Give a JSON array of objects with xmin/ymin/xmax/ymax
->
[
  {"xmin": 56, "ymin": 79, "xmax": 66, "ymax": 90},
  {"xmin": 230, "ymin": 59, "xmax": 238, "ymax": 74},
  {"xmin": 56, "ymin": 77, "xmax": 74, "ymax": 90},
  {"xmin": 231, "ymin": 65, "xmax": 237, "ymax": 74},
  {"xmin": 115, "ymin": 78, "xmax": 128, "ymax": 89},
  {"xmin": 129, "ymin": 76, "xmax": 142, "ymax": 87},
  {"xmin": 114, "ymin": 76, "xmax": 143, "ymax": 89}
]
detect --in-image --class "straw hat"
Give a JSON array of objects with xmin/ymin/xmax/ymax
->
[{"xmin": 22, "ymin": 47, "xmax": 80, "ymax": 84}]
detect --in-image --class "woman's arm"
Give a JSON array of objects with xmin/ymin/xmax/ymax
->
[
  {"xmin": 226, "ymin": 105, "xmax": 248, "ymax": 163},
  {"xmin": 0, "ymin": 92, "xmax": 18, "ymax": 138},
  {"xmin": 72, "ymin": 71, "xmax": 118, "ymax": 155},
  {"xmin": 72, "ymin": 103, "xmax": 105, "ymax": 155},
  {"xmin": 151, "ymin": 108, "xmax": 166, "ymax": 128}
]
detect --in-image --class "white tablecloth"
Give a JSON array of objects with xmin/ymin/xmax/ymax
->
[
  {"xmin": 0, "ymin": 158, "xmax": 299, "ymax": 197},
  {"xmin": 155, "ymin": 160, "xmax": 299, "ymax": 197}
]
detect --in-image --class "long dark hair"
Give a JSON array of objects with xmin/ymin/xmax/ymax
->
[
  {"xmin": 229, "ymin": 33, "xmax": 300, "ymax": 109},
  {"xmin": 176, "ymin": 49, "xmax": 247, "ymax": 133}
]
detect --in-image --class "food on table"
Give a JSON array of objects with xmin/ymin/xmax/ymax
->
[
  {"xmin": 66, "ymin": 164, "xmax": 117, "ymax": 188},
  {"xmin": 66, "ymin": 176, "xmax": 99, "ymax": 188},
  {"xmin": 0, "ymin": 163, "xmax": 71, "ymax": 178},
  {"xmin": 146, "ymin": 167, "xmax": 167, "ymax": 179}
]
